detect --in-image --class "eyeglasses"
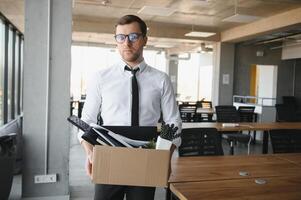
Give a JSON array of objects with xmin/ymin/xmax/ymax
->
[{"xmin": 114, "ymin": 33, "xmax": 143, "ymax": 43}]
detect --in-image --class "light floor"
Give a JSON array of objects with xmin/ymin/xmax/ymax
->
[{"xmin": 9, "ymin": 129, "xmax": 271, "ymax": 199}]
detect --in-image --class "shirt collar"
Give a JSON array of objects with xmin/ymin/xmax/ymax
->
[{"xmin": 120, "ymin": 59, "xmax": 147, "ymax": 73}]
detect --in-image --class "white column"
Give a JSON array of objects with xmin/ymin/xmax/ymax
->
[
  {"xmin": 166, "ymin": 56, "xmax": 179, "ymax": 95},
  {"xmin": 23, "ymin": 0, "xmax": 72, "ymax": 198}
]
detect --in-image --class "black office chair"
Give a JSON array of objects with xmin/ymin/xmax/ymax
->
[
  {"xmin": 275, "ymin": 104, "xmax": 299, "ymax": 122},
  {"xmin": 282, "ymin": 96, "xmax": 297, "ymax": 109},
  {"xmin": 238, "ymin": 106, "xmax": 257, "ymax": 144},
  {"xmin": 179, "ymin": 128, "xmax": 223, "ymax": 156},
  {"xmin": 195, "ymin": 100, "xmax": 214, "ymax": 122},
  {"xmin": 0, "ymin": 133, "xmax": 17, "ymax": 200},
  {"xmin": 215, "ymin": 105, "xmax": 252, "ymax": 155},
  {"xmin": 270, "ymin": 129, "xmax": 301, "ymax": 153},
  {"xmin": 179, "ymin": 104, "xmax": 197, "ymax": 122}
]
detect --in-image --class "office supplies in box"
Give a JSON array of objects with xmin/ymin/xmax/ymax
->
[{"xmin": 92, "ymin": 146, "xmax": 170, "ymax": 187}]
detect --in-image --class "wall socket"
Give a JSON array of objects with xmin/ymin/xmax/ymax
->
[{"xmin": 34, "ymin": 174, "xmax": 57, "ymax": 184}]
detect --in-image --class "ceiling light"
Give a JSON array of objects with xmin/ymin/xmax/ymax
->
[
  {"xmin": 185, "ymin": 31, "xmax": 216, "ymax": 38},
  {"xmin": 154, "ymin": 43, "xmax": 175, "ymax": 48},
  {"xmin": 102, "ymin": 0, "xmax": 108, "ymax": 5},
  {"xmin": 137, "ymin": 6, "xmax": 177, "ymax": 16},
  {"xmin": 222, "ymin": 14, "xmax": 261, "ymax": 23},
  {"xmin": 222, "ymin": 0, "xmax": 261, "ymax": 23}
]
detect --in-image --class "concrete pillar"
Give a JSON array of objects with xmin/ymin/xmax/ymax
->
[
  {"xmin": 166, "ymin": 55, "xmax": 179, "ymax": 95},
  {"xmin": 214, "ymin": 42, "xmax": 235, "ymax": 105},
  {"xmin": 23, "ymin": 0, "xmax": 72, "ymax": 199}
]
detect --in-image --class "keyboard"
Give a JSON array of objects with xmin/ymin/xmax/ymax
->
[{"xmin": 67, "ymin": 115, "xmax": 90, "ymax": 132}]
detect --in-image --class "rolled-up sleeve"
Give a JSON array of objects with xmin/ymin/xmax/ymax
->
[{"xmin": 160, "ymin": 74, "xmax": 182, "ymax": 147}]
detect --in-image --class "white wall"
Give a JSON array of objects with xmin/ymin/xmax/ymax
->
[{"xmin": 257, "ymin": 65, "xmax": 278, "ymax": 106}]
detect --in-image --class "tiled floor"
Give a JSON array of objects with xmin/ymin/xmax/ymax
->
[{"xmin": 9, "ymin": 129, "xmax": 271, "ymax": 199}]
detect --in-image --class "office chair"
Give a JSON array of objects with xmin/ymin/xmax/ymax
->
[
  {"xmin": 215, "ymin": 105, "xmax": 252, "ymax": 155},
  {"xmin": 179, "ymin": 104, "xmax": 197, "ymax": 122},
  {"xmin": 179, "ymin": 128, "xmax": 224, "ymax": 156},
  {"xmin": 0, "ymin": 133, "xmax": 17, "ymax": 200},
  {"xmin": 238, "ymin": 106, "xmax": 257, "ymax": 144},
  {"xmin": 275, "ymin": 104, "xmax": 299, "ymax": 122},
  {"xmin": 195, "ymin": 100, "xmax": 214, "ymax": 122},
  {"xmin": 270, "ymin": 129, "xmax": 301, "ymax": 153},
  {"xmin": 282, "ymin": 96, "xmax": 297, "ymax": 109}
]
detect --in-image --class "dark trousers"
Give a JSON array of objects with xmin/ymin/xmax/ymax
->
[{"xmin": 94, "ymin": 184, "xmax": 156, "ymax": 200}]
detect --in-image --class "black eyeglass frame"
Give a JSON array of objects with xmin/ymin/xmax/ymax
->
[{"xmin": 114, "ymin": 33, "xmax": 144, "ymax": 43}]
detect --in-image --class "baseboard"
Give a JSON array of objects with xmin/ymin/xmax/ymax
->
[{"xmin": 22, "ymin": 195, "xmax": 69, "ymax": 200}]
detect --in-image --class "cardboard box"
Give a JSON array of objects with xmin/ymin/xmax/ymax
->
[{"xmin": 92, "ymin": 146, "xmax": 170, "ymax": 187}]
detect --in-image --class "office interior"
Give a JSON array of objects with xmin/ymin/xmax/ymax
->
[{"xmin": 0, "ymin": 0, "xmax": 301, "ymax": 199}]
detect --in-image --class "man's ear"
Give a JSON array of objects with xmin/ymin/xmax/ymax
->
[{"xmin": 143, "ymin": 36, "xmax": 148, "ymax": 46}]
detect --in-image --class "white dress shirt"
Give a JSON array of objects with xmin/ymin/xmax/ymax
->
[{"xmin": 78, "ymin": 59, "xmax": 182, "ymax": 146}]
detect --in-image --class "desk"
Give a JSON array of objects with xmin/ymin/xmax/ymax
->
[
  {"xmin": 170, "ymin": 176, "xmax": 301, "ymax": 200},
  {"xmin": 182, "ymin": 122, "xmax": 301, "ymax": 154},
  {"xmin": 169, "ymin": 154, "xmax": 301, "ymax": 183},
  {"xmin": 274, "ymin": 153, "xmax": 301, "ymax": 166},
  {"xmin": 169, "ymin": 154, "xmax": 301, "ymax": 200}
]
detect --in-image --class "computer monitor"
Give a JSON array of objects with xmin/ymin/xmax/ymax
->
[{"xmin": 102, "ymin": 126, "xmax": 158, "ymax": 141}]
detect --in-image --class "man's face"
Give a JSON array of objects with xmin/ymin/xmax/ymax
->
[{"xmin": 115, "ymin": 22, "xmax": 147, "ymax": 65}]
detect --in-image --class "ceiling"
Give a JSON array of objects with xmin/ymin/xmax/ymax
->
[
  {"xmin": 73, "ymin": 0, "xmax": 301, "ymax": 30},
  {"xmin": 1, "ymin": 0, "xmax": 301, "ymax": 53}
]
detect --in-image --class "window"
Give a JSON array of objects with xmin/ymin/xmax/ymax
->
[
  {"xmin": 19, "ymin": 39, "xmax": 23, "ymax": 114},
  {"xmin": 7, "ymin": 27, "xmax": 13, "ymax": 122},
  {"xmin": 177, "ymin": 53, "xmax": 213, "ymax": 102},
  {"xmin": 143, "ymin": 50, "xmax": 166, "ymax": 73},
  {"xmin": 0, "ymin": 14, "xmax": 24, "ymax": 126},
  {"xmin": 71, "ymin": 46, "xmax": 167, "ymax": 100},
  {"xmin": 14, "ymin": 33, "xmax": 19, "ymax": 117},
  {"xmin": 0, "ymin": 19, "xmax": 4, "ymax": 125}
]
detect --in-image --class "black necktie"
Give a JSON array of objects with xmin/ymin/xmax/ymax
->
[{"xmin": 125, "ymin": 66, "xmax": 140, "ymax": 126}]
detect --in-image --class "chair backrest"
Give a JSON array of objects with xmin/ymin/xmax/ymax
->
[
  {"xmin": 238, "ymin": 106, "xmax": 255, "ymax": 122},
  {"xmin": 179, "ymin": 104, "xmax": 197, "ymax": 122},
  {"xmin": 282, "ymin": 96, "xmax": 297, "ymax": 108},
  {"xmin": 215, "ymin": 105, "xmax": 239, "ymax": 122},
  {"xmin": 179, "ymin": 128, "xmax": 224, "ymax": 156},
  {"xmin": 196, "ymin": 101, "xmax": 212, "ymax": 109},
  {"xmin": 275, "ymin": 104, "xmax": 297, "ymax": 122},
  {"xmin": 270, "ymin": 129, "xmax": 301, "ymax": 153}
]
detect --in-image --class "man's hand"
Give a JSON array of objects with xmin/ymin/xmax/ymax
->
[
  {"xmin": 85, "ymin": 154, "xmax": 93, "ymax": 178},
  {"xmin": 81, "ymin": 140, "xmax": 93, "ymax": 178},
  {"xmin": 168, "ymin": 144, "xmax": 177, "ymax": 176}
]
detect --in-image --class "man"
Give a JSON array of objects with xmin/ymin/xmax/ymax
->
[{"xmin": 78, "ymin": 14, "xmax": 181, "ymax": 200}]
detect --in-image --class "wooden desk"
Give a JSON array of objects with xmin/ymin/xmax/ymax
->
[
  {"xmin": 182, "ymin": 122, "xmax": 301, "ymax": 154},
  {"xmin": 170, "ymin": 176, "xmax": 301, "ymax": 200},
  {"xmin": 169, "ymin": 154, "xmax": 301, "ymax": 200},
  {"xmin": 169, "ymin": 154, "xmax": 301, "ymax": 183},
  {"xmin": 274, "ymin": 153, "xmax": 301, "ymax": 166}
]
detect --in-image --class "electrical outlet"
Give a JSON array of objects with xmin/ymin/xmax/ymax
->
[{"xmin": 34, "ymin": 174, "xmax": 57, "ymax": 184}]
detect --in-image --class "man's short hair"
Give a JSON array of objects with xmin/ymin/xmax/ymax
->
[{"xmin": 116, "ymin": 15, "xmax": 147, "ymax": 36}]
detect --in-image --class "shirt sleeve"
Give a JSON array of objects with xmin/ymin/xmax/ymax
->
[
  {"xmin": 77, "ymin": 71, "xmax": 102, "ymax": 143},
  {"xmin": 160, "ymin": 73, "xmax": 182, "ymax": 147}
]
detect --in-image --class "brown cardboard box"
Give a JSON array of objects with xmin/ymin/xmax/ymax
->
[{"xmin": 92, "ymin": 146, "xmax": 170, "ymax": 187}]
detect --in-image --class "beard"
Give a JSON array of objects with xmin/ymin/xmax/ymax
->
[{"xmin": 122, "ymin": 50, "xmax": 141, "ymax": 63}]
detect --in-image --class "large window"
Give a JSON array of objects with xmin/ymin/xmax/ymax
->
[
  {"xmin": 177, "ymin": 52, "xmax": 213, "ymax": 102},
  {"xmin": 0, "ymin": 19, "xmax": 4, "ymax": 125},
  {"xmin": 7, "ymin": 27, "xmax": 13, "ymax": 122},
  {"xmin": 0, "ymin": 14, "xmax": 23, "ymax": 126},
  {"xmin": 71, "ymin": 46, "xmax": 166, "ymax": 100},
  {"xmin": 14, "ymin": 33, "xmax": 20, "ymax": 117}
]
